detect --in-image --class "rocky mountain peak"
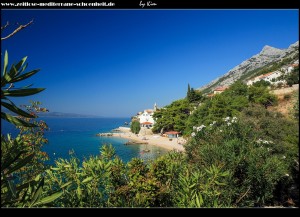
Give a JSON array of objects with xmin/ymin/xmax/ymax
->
[
  {"xmin": 260, "ymin": 45, "xmax": 283, "ymax": 56},
  {"xmin": 198, "ymin": 41, "xmax": 299, "ymax": 93}
]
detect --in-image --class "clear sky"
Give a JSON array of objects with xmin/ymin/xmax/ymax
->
[{"xmin": 1, "ymin": 10, "xmax": 299, "ymax": 117}]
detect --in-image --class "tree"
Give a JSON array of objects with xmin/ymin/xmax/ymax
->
[
  {"xmin": 152, "ymin": 99, "xmax": 190, "ymax": 133},
  {"xmin": 248, "ymin": 85, "xmax": 277, "ymax": 108},
  {"xmin": 130, "ymin": 120, "xmax": 141, "ymax": 134},
  {"xmin": 186, "ymin": 84, "xmax": 203, "ymax": 103},
  {"xmin": 187, "ymin": 83, "xmax": 191, "ymax": 100},
  {"xmin": 285, "ymin": 66, "xmax": 299, "ymax": 87}
]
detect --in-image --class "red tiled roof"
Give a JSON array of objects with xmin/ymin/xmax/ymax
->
[
  {"xmin": 165, "ymin": 131, "xmax": 180, "ymax": 134},
  {"xmin": 258, "ymin": 72, "xmax": 274, "ymax": 79},
  {"xmin": 141, "ymin": 122, "xmax": 152, "ymax": 125},
  {"xmin": 214, "ymin": 86, "xmax": 228, "ymax": 91}
]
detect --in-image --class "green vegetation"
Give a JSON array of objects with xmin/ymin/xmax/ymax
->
[
  {"xmin": 185, "ymin": 107, "xmax": 298, "ymax": 206},
  {"xmin": 1, "ymin": 51, "xmax": 62, "ymax": 207},
  {"xmin": 152, "ymin": 99, "xmax": 190, "ymax": 134},
  {"xmin": 2, "ymin": 55, "xmax": 298, "ymax": 206},
  {"xmin": 130, "ymin": 120, "xmax": 141, "ymax": 134},
  {"xmin": 286, "ymin": 66, "xmax": 299, "ymax": 87},
  {"xmin": 187, "ymin": 84, "xmax": 203, "ymax": 104},
  {"xmin": 185, "ymin": 82, "xmax": 277, "ymax": 135},
  {"xmin": 2, "ymin": 31, "xmax": 298, "ymax": 207}
]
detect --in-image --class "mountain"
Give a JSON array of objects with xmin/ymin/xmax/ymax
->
[{"xmin": 198, "ymin": 41, "xmax": 299, "ymax": 93}]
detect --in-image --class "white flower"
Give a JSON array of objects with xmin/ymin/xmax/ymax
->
[
  {"xmin": 231, "ymin": 117, "xmax": 237, "ymax": 123},
  {"xmin": 191, "ymin": 132, "xmax": 196, "ymax": 137},
  {"xmin": 210, "ymin": 121, "xmax": 217, "ymax": 127},
  {"xmin": 282, "ymin": 156, "xmax": 286, "ymax": 159},
  {"xmin": 227, "ymin": 122, "xmax": 232, "ymax": 126},
  {"xmin": 224, "ymin": 117, "xmax": 230, "ymax": 122},
  {"xmin": 256, "ymin": 138, "xmax": 264, "ymax": 144},
  {"xmin": 193, "ymin": 126, "xmax": 197, "ymax": 130},
  {"xmin": 219, "ymin": 130, "xmax": 223, "ymax": 132},
  {"xmin": 285, "ymin": 174, "xmax": 289, "ymax": 177},
  {"xmin": 196, "ymin": 125, "xmax": 206, "ymax": 132}
]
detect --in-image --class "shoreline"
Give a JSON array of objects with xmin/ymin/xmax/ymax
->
[{"xmin": 100, "ymin": 127, "xmax": 186, "ymax": 152}]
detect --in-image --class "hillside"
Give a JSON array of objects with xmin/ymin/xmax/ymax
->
[
  {"xmin": 198, "ymin": 41, "xmax": 299, "ymax": 93},
  {"xmin": 269, "ymin": 84, "xmax": 299, "ymax": 117}
]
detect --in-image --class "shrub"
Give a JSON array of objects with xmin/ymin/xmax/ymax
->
[
  {"xmin": 185, "ymin": 106, "xmax": 298, "ymax": 206},
  {"xmin": 130, "ymin": 120, "xmax": 141, "ymax": 134}
]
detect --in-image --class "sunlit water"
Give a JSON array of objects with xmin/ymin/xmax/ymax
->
[{"xmin": 1, "ymin": 117, "xmax": 169, "ymax": 165}]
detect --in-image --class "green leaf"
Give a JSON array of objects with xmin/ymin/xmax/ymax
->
[
  {"xmin": 77, "ymin": 186, "xmax": 82, "ymax": 199},
  {"xmin": 14, "ymin": 56, "xmax": 27, "ymax": 73},
  {"xmin": 6, "ymin": 153, "xmax": 35, "ymax": 175},
  {"xmin": 64, "ymin": 165, "xmax": 71, "ymax": 168},
  {"xmin": 8, "ymin": 65, "xmax": 18, "ymax": 78},
  {"xmin": 34, "ymin": 191, "xmax": 63, "ymax": 206},
  {"xmin": 2, "ymin": 88, "xmax": 45, "ymax": 97},
  {"xmin": 3, "ymin": 50, "xmax": 8, "ymax": 76},
  {"xmin": 214, "ymin": 180, "xmax": 226, "ymax": 186},
  {"xmin": 195, "ymin": 193, "xmax": 203, "ymax": 207},
  {"xmin": 11, "ymin": 69, "xmax": 40, "ymax": 83},
  {"xmin": 82, "ymin": 177, "xmax": 93, "ymax": 183},
  {"xmin": 1, "ymin": 101, "xmax": 36, "ymax": 118},
  {"xmin": 60, "ymin": 181, "xmax": 72, "ymax": 189},
  {"xmin": 1, "ymin": 112, "xmax": 37, "ymax": 127},
  {"xmin": 30, "ymin": 178, "xmax": 44, "ymax": 207},
  {"xmin": 1, "ymin": 149, "xmax": 26, "ymax": 172}
]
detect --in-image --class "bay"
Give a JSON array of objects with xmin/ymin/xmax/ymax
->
[{"xmin": 1, "ymin": 117, "xmax": 169, "ymax": 165}]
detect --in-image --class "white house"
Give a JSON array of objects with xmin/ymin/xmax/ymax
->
[
  {"xmin": 247, "ymin": 70, "xmax": 284, "ymax": 86},
  {"xmin": 136, "ymin": 103, "xmax": 158, "ymax": 128}
]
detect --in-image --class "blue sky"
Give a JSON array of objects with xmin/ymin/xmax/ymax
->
[{"xmin": 1, "ymin": 10, "xmax": 299, "ymax": 117}]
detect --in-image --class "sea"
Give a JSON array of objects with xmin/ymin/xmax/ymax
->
[{"xmin": 1, "ymin": 117, "xmax": 169, "ymax": 165}]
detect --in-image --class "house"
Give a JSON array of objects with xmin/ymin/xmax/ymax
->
[
  {"xmin": 135, "ymin": 103, "xmax": 158, "ymax": 128},
  {"xmin": 247, "ymin": 70, "xmax": 283, "ymax": 86},
  {"xmin": 165, "ymin": 131, "xmax": 180, "ymax": 139},
  {"xmin": 213, "ymin": 86, "xmax": 228, "ymax": 94},
  {"xmin": 140, "ymin": 121, "xmax": 153, "ymax": 128}
]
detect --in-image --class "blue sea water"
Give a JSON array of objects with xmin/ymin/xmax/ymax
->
[{"xmin": 1, "ymin": 117, "xmax": 169, "ymax": 165}]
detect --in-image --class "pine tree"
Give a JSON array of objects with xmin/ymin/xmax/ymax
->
[{"xmin": 187, "ymin": 84, "xmax": 191, "ymax": 101}]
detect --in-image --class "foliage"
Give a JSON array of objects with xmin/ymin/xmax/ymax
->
[
  {"xmin": 130, "ymin": 120, "xmax": 141, "ymax": 134},
  {"xmin": 293, "ymin": 92, "xmax": 299, "ymax": 121},
  {"xmin": 185, "ymin": 82, "xmax": 249, "ymax": 134},
  {"xmin": 1, "ymin": 51, "xmax": 44, "ymax": 127},
  {"xmin": 248, "ymin": 85, "xmax": 277, "ymax": 108},
  {"xmin": 43, "ymin": 144, "xmax": 233, "ymax": 207},
  {"xmin": 185, "ymin": 105, "xmax": 298, "ymax": 206},
  {"xmin": 152, "ymin": 99, "xmax": 190, "ymax": 134},
  {"xmin": 285, "ymin": 66, "xmax": 299, "ymax": 87},
  {"xmin": 252, "ymin": 80, "xmax": 271, "ymax": 88},
  {"xmin": 1, "ymin": 51, "xmax": 60, "ymax": 207},
  {"xmin": 186, "ymin": 84, "xmax": 203, "ymax": 104}
]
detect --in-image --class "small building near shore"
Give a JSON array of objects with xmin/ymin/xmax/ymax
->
[
  {"xmin": 165, "ymin": 131, "xmax": 180, "ymax": 139},
  {"xmin": 141, "ymin": 121, "xmax": 153, "ymax": 128}
]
